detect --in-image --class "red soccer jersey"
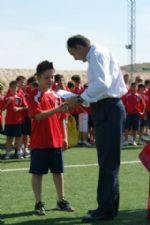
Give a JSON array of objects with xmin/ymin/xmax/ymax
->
[
  {"xmin": 124, "ymin": 92, "xmax": 145, "ymax": 114},
  {"xmin": 4, "ymin": 93, "xmax": 27, "ymax": 125},
  {"xmin": 145, "ymin": 89, "xmax": 150, "ymax": 111},
  {"xmin": 0, "ymin": 95, "xmax": 4, "ymax": 125},
  {"xmin": 28, "ymin": 88, "xmax": 64, "ymax": 149},
  {"xmin": 73, "ymin": 85, "xmax": 84, "ymax": 95}
]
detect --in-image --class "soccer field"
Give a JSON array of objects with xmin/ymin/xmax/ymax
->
[{"xmin": 0, "ymin": 142, "xmax": 150, "ymax": 225}]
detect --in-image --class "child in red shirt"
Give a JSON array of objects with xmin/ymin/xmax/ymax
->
[
  {"xmin": 123, "ymin": 82, "xmax": 145, "ymax": 146},
  {"xmin": 28, "ymin": 60, "xmax": 74, "ymax": 215},
  {"xmin": 0, "ymin": 83, "xmax": 4, "ymax": 133},
  {"xmin": 3, "ymin": 80, "xmax": 28, "ymax": 159}
]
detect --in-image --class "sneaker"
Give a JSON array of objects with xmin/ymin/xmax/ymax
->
[
  {"xmin": 57, "ymin": 199, "xmax": 75, "ymax": 212},
  {"xmin": 4, "ymin": 152, "xmax": 11, "ymax": 160},
  {"xmin": 122, "ymin": 140, "xmax": 128, "ymax": 146},
  {"xmin": 35, "ymin": 202, "xmax": 46, "ymax": 215},
  {"xmin": 77, "ymin": 140, "xmax": 83, "ymax": 147},
  {"xmin": 24, "ymin": 149, "xmax": 30, "ymax": 158},
  {"xmin": 138, "ymin": 139, "xmax": 145, "ymax": 145},
  {"xmin": 132, "ymin": 141, "xmax": 138, "ymax": 146},
  {"xmin": 82, "ymin": 141, "xmax": 92, "ymax": 147},
  {"xmin": 17, "ymin": 149, "xmax": 24, "ymax": 159}
]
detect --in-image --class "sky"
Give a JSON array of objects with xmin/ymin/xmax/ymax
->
[{"xmin": 0, "ymin": 0, "xmax": 149, "ymax": 70}]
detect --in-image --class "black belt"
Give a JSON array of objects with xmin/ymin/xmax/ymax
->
[{"xmin": 92, "ymin": 97, "xmax": 120, "ymax": 106}]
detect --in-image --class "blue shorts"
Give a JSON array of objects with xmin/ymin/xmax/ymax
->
[
  {"xmin": 125, "ymin": 114, "xmax": 140, "ymax": 131},
  {"xmin": 29, "ymin": 148, "xmax": 64, "ymax": 174},
  {"xmin": 147, "ymin": 111, "xmax": 150, "ymax": 128},
  {"xmin": 140, "ymin": 119, "xmax": 147, "ymax": 128},
  {"xmin": 22, "ymin": 117, "xmax": 31, "ymax": 135},
  {"xmin": 3, "ymin": 124, "xmax": 22, "ymax": 137}
]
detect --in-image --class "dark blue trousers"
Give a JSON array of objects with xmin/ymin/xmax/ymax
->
[{"xmin": 91, "ymin": 98, "xmax": 126, "ymax": 216}]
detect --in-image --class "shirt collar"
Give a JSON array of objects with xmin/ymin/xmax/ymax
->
[{"xmin": 86, "ymin": 45, "xmax": 96, "ymax": 61}]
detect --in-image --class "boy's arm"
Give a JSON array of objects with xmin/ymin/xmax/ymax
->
[
  {"xmin": 35, "ymin": 103, "xmax": 69, "ymax": 121},
  {"xmin": 13, "ymin": 106, "xmax": 28, "ymax": 111},
  {"xmin": 61, "ymin": 119, "xmax": 68, "ymax": 150}
]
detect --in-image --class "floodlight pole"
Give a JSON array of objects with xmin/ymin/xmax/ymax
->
[{"xmin": 126, "ymin": 0, "xmax": 136, "ymax": 81}]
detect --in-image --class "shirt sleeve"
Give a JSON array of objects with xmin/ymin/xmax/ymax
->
[
  {"xmin": 81, "ymin": 53, "xmax": 112, "ymax": 103},
  {"xmin": 28, "ymin": 95, "xmax": 42, "ymax": 118}
]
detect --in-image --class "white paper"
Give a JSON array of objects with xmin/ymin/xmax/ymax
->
[{"xmin": 57, "ymin": 89, "xmax": 77, "ymax": 99}]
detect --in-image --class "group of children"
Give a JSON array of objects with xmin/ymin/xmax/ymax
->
[
  {"xmin": 122, "ymin": 74, "xmax": 150, "ymax": 146},
  {"xmin": 0, "ymin": 68, "xmax": 94, "ymax": 161}
]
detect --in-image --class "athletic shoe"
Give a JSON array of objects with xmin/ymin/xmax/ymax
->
[
  {"xmin": 4, "ymin": 152, "xmax": 11, "ymax": 160},
  {"xmin": 57, "ymin": 199, "xmax": 75, "ymax": 212},
  {"xmin": 82, "ymin": 141, "xmax": 92, "ymax": 147},
  {"xmin": 138, "ymin": 139, "xmax": 145, "ymax": 145},
  {"xmin": 17, "ymin": 150, "xmax": 24, "ymax": 159},
  {"xmin": 122, "ymin": 140, "xmax": 128, "ymax": 146},
  {"xmin": 34, "ymin": 201, "xmax": 46, "ymax": 215},
  {"xmin": 131, "ymin": 141, "xmax": 138, "ymax": 146},
  {"xmin": 24, "ymin": 149, "xmax": 30, "ymax": 158}
]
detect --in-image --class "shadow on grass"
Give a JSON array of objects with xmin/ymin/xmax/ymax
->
[{"xmin": 1, "ymin": 209, "xmax": 150, "ymax": 225}]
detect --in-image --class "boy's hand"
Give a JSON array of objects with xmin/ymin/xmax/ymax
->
[
  {"xmin": 63, "ymin": 138, "xmax": 69, "ymax": 150},
  {"xmin": 13, "ymin": 106, "xmax": 19, "ymax": 112},
  {"xmin": 58, "ymin": 103, "xmax": 72, "ymax": 112}
]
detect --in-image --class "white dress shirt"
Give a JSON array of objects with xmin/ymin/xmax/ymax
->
[{"xmin": 81, "ymin": 45, "xmax": 128, "ymax": 103}]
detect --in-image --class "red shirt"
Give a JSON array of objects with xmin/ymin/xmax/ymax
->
[
  {"xmin": 0, "ymin": 95, "xmax": 4, "ymax": 125},
  {"xmin": 28, "ymin": 88, "xmax": 64, "ymax": 149},
  {"xmin": 4, "ymin": 93, "xmax": 27, "ymax": 125},
  {"xmin": 73, "ymin": 85, "xmax": 84, "ymax": 95},
  {"xmin": 124, "ymin": 92, "xmax": 145, "ymax": 114},
  {"xmin": 145, "ymin": 89, "xmax": 150, "ymax": 111}
]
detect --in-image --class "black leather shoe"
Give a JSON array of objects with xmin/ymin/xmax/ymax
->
[{"xmin": 82, "ymin": 210, "xmax": 114, "ymax": 222}]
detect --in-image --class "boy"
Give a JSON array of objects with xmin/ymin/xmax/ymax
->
[
  {"xmin": 3, "ymin": 80, "xmax": 28, "ymax": 159},
  {"xmin": 124, "ymin": 82, "xmax": 145, "ymax": 146},
  {"xmin": 28, "ymin": 60, "xmax": 74, "ymax": 215}
]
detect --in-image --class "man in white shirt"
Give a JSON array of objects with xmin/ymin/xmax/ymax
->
[{"xmin": 66, "ymin": 34, "xmax": 127, "ymax": 222}]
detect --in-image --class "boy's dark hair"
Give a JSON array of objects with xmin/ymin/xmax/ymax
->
[
  {"xmin": 83, "ymin": 83, "xmax": 88, "ymax": 89},
  {"xmin": 138, "ymin": 84, "xmax": 145, "ymax": 89},
  {"xmin": 67, "ymin": 35, "xmax": 91, "ymax": 48},
  {"xmin": 131, "ymin": 82, "xmax": 137, "ymax": 87},
  {"xmin": 71, "ymin": 75, "xmax": 81, "ymax": 83},
  {"xmin": 67, "ymin": 81, "xmax": 74, "ymax": 89},
  {"xmin": 9, "ymin": 80, "xmax": 17, "ymax": 87},
  {"xmin": 16, "ymin": 76, "xmax": 26, "ymax": 82},
  {"xmin": 32, "ymin": 81, "xmax": 39, "ymax": 88},
  {"xmin": 145, "ymin": 79, "xmax": 150, "ymax": 86},
  {"xmin": 54, "ymin": 74, "xmax": 63, "ymax": 82},
  {"xmin": 27, "ymin": 76, "xmax": 36, "ymax": 85},
  {"xmin": 36, "ymin": 61, "xmax": 54, "ymax": 76}
]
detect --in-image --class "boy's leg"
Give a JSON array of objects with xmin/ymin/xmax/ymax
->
[
  {"xmin": 15, "ymin": 136, "xmax": 23, "ymax": 158},
  {"xmin": 5, "ymin": 136, "xmax": 13, "ymax": 159},
  {"xmin": 32, "ymin": 174, "xmax": 45, "ymax": 215},
  {"xmin": 32, "ymin": 174, "xmax": 43, "ymax": 203},
  {"xmin": 53, "ymin": 173, "xmax": 64, "ymax": 200}
]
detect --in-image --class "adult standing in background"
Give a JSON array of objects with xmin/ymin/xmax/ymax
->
[{"xmin": 66, "ymin": 34, "xmax": 127, "ymax": 222}]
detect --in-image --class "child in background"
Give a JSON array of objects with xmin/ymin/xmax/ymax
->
[
  {"xmin": 16, "ymin": 76, "xmax": 30, "ymax": 157},
  {"xmin": 123, "ymin": 82, "xmax": 145, "ymax": 146},
  {"xmin": 3, "ymin": 81, "xmax": 28, "ymax": 159},
  {"xmin": 138, "ymin": 84, "xmax": 147, "ymax": 144},
  {"xmin": 145, "ymin": 80, "xmax": 150, "ymax": 135},
  {"xmin": 0, "ymin": 83, "xmax": 4, "ymax": 133}
]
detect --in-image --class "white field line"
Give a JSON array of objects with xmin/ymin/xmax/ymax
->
[{"xmin": 0, "ymin": 160, "xmax": 141, "ymax": 173}]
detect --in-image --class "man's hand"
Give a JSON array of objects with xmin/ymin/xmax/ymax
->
[{"xmin": 65, "ymin": 97, "xmax": 80, "ymax": 109}]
